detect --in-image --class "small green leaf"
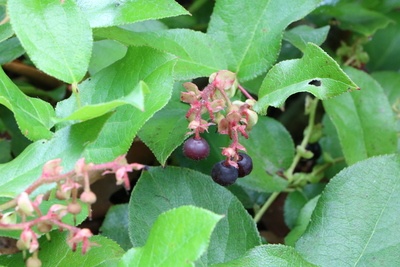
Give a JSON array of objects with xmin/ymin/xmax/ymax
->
[
  {"xmin": 0, "ymin": 231, "xmax": 125, "ymax": 266},
  {"xmin": 0, "ymin": 113, "xmax": 112, "ymax": 199},
  {"xmin": 283, "ymin": 25, "xmax": 330, "ymax": 52},
  {"xmin": 254, "ymin": 43, "xmax": 358, "ymax": 114},
  {"xmin": 0, "ymin": 37, "xmax": 25, "ymax": 65},
  {"xmin": 296, "ymin": 154, "xmax": 400, "ymax": 266},
  {"xmin": 88, "ymin": 40, "xmax": 127, "ymax": 76},
  {"xmin": 283, "ymin": 191, "xmax": 308, "ymax": 229},
  {"xmin": 120, "ymin": 206, "xmax": 222, "ymax": 267},
  {"xmin": 138, "ymin": 83, "xmax": 188, "ymax": 166},
  {"xmin": 0, "ymin": 22, "xmax": 13, "ymax": 43},
  {"xmin": 323, "ymin": 67, "xmax": 397, "ymax": 165},
  {"xmin": 77, "ymin": 0, "xmax": 189, "ymax": 28},
  {"xmin": 94, "ymin": 27, "xmax": 227, "ymax": 80},
  {"xmin": 100, "ymin": 204, "xmax": 132, "ymax": 251},
  {"xmin": 237, "ymin": 116, "xmax": 294, "ymax": 193},
  {"xmin": 8, "ymin": 0, "xmax": 92, "ymax": 83},
  {"xmin": 285, "ymin": 195, "xmax": 320, "ymax": 246},
  {"xmin": 211, "ymin": 244, "xmax": 317, "ymax": 267},
  {"xmin": 129, "ymin": 167, "xmax": 261, "ymax": 265},
  {"xmin": 207, "ymin": 0, "xmax": 321, "ymax": 81},
  {"xmin": 0, "ymin": 68, "xmax": 55, "ymax": 141}
]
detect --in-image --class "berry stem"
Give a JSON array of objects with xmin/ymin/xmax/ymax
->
[
  {"xmin": 253, "ymin": 192, "xmax": 280, "ymax": 223},
  {"xmin": 238, "ymin": 84, "xmax": 255, "ymax": 100}
]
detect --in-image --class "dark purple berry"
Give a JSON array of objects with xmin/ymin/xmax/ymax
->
[
  {"xmin": 211, "ymin": 161, "xmax": 238, "ymax": 186},
  {"xmin": 306, "ymin": 142, "xmax": 321, "ymax": 161},
  {"xmin": 183, "ymin": 137, "xmax": 210, "ymax": 160},
  {"xmin": 237, "ymin": 153, "xmax": 253, "ymax": 177}
]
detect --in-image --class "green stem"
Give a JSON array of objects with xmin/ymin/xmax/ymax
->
[
  {"xmin": 253, "ymin": 192, "xmax": 280, "ymax": 223},
  {"xmin": 188, "ymin": 0, "xmax": 208, "ymax": 13}
]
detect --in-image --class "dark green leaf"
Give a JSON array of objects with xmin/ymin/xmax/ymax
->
[
  {"xmin": 100, "ymin": 204, "xmax": 132, "ymax": 251},
  {"xmin": 129, "ymin": 167, "xmax": 261, "ymax": 265},
  {"xmin": 323, "ymin": 67, "xmax": 397, "ymax": 165},
  {"xmin": 0, "ymin": 67, "xmax": 55, "ymax": 141},
  {"xmin": 254, "ymin": 43, "xmax": 358, "ymax": 114},
  {"xmin": 0, "ymin": 22, "xmax": 13, "ymax": 42},
  {"xmin": 77, "ymin": 0, "xmax": 189, "ymax": 28},
  {"xmin": 283, "ymin": 25, "xmax": 330, "ymax": 52},
  {"xmin": 0, "ymin": 37, "xmax": 25, "ymax": 65},
  {"xmin": 8, "ymin": 0, "xmax": 92, "ymax": 83},
  {"xmin": 94, "ymin": 27, "xmax": 227, "ymax": 80},
  {"xmin": 0, "ymin": 231, "xmax": 124, "ymax": 267},
  {"xmin": 120, "ymin": 206, "xmax": 222, "ymax": 267},
  {"xmin": 284, "ymin": 191, "xmax": 308, "ymax": 229},
  {"xmin": 211, "ymin": 244, "xmax": 317, "ymax": 267},
  {"xmin": 207, "ymin": 0, "xmax": 321, "ymax": 81},
  {"xmin": 296, "ymin": 154, "xmax": 400, "ymax": 266}
]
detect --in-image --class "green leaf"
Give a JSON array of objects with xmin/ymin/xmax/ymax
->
[
  {"xmin": 323, "ymin": 67, "xmax": 397, "ymax": 165},
  {"xmin": 316, "ymin": 3, "xmax": 394, "ymax": 36},
  {"xmin": 88, "ymin": 40, "xmax": 127, "ymax": 76},
  {"xmin": 0, "ymin": 231, "xmax": 125, "ymax": 267},
  {"xmin": 120, "ymin": 206, "xmax": 222, "ymax": 267},
  {"xmin": 0, "ymin": 37, "xmax": 25, "ymax": 65},
  {"xmin": 100, "ymin": 204, "xmax": 132, "ymax": 251},
  {"xmin": 237, "ymin": 116, "xmax": 294, "ymax": 193},
  {"xmin": 138, "ymin": 83, "xmax": 188, "ymax": 166},
  {"xmin": 211, "ymin": 244, "xmax": 317, "ymax": 267},
  {"xmin": 8, "ymin": 0, "xmax": 92, "ymax": 83},
  {"xmin": 0, "ymin": 67, "xmax": 55, "ymax": 141},
  {"xmin": 371, "ymin": 71, "xmax": 400, "ymax": 105},
  {"xmin": 0, "ymin": 22, "xmax": 13, "ymax": 43},
  {"xmin": 207, "ymin": 0, "xmax": 321, "ymax": 81},
  {"xmin": 254, "ymin": 43, "xmax": 359, "ymax": 114},
  {"xmin": 285, "ymin": 195, "xmax": 319, "ymax": 246},
  {"xmin": 0, "ymin": 113, "xmax": 112, "ymax": 199},
  {"xmin": 129, "ymin": 167, "xmax": 261, "ymax": 265},
  {"xmin": 283, "ymin": 25, "xmax": 330, "ymax": 52},
  {"xmin": 77, "ymin": 0, "xmax": 189, "ymax": 28},
  {"xmin": 56, "ymin": 46, "xmax": 176, "ymax": 163},
  {"xmin": 296, "ymin": 154, "xmax": 400, "ymax": 266},
  {"xmin": 283, "ymin": 191, "xmax": 308, "ymax": 229},
  {"xmin": 94, "ymin": 27, "xmax": 227, "ymax": 80}
]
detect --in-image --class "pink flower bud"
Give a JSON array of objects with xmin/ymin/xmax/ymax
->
[
  {"xmin": 17, "ymin": 192, "xmax": 34, "ymax": 216},
  {"xmin": 42, "ymin": 158, "xmax": 62, "ymax": 178}
]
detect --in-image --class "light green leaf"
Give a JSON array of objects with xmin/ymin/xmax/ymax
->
[
  {"xmin": 285, "ymin": 195, "xmax": 319, "ymax": 246},
  {"xmin": 120, "ymin": 206, "xmax": 222, "ymax": 267},
  {"xmin": 0, "ymin": 67, "xmax": 55, "ymax": 141},
  {"xmin": 129, "ymin": 167, "xmax": 261, "ymax": 265},
  {"xmin": 88, "ymin": 40, "xmax": 127, "ymax": 75},
  {"xmin": 100, "ymin": 204, "xmax": 132, "ymax": 251},
  {"xmin": 8, "ymin": 0, "xmax": 92, "ymax": 83},
  {"xmin": 283, "ymin": 25, "xmax": 330, "ymax": 52},
  {"xmin": 77, "ymin": 0, "xmax": 189, "ymax": 28},
  {"xmin": 237, "ymin": 116, "xmax": 294, "ymax": 193},
  {"xmin": 323, "ymin": 67, "xmax": 397, "ymax": 165},
  {"xmin": 94, "ymin": 27, "xmax": 227, "ymax": 80},
  {"xmin": 254, "ymin": 43, "xmax": 358, "ymax": 114},
  {"xmin": 0, "ymin": 37, "xmax": 25, "ymax": 65},
  {"xmin": 211, "ymin": 244, "xmax": 317, "ymax": 267},
  {"xmin": 0, "ymin": 22, "xmax": 13, "ymax": 43},
  {"xmin": 371, "ymin": 71, "xmax": 400, "ymax": 105},
  {"xmin": 138, "ymin": 83, "xmax": 188, "ymax": 166},
  {"xmin": 0, "ymin": 231, "xmax": 125, "ymax": 266},
  {"xmin": 296, "ymin": 154, "xmax": 400, "ymax": 266},
  {"xmin": 207, "ymin": 0, "xmax": 321, "ymax": 81},
  {"xmin": 0, "ymin": 113, "xmax": 112, "ymax": 199}
]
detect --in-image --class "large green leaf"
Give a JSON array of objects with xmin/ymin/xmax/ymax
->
[
  {"xmin": 0, "ymin": 113, "xmax": 111, "ymax": 199},
  {"xmin": 296, "ymin": 154, "xmax": 400, "ymax": 266},
  {"xmin": 76, "ymin": 0, "xmax": 189, "ymax": 28},
  {"xmin": 128, "ymin": 167, "xmax": 261, "ymax": 266},
  {"xmin": 254, "ymin": 43, "xmax": 358, "ymax": 114},
  {"xmin": 0, "ymin": 37, "xmax": 25, "ymax": 65},
  {"xmin": 207, "ymin": 0, "xmax": 321, "ymax": 81},
  {"xmin": 56, "ymin": 46, "xmax": 176, "ymax": 163},
  {"xmin": 120, "ymin": 206, "xmax": 222, "ymax": 267},
  {"xmin": 371, "ymin": 71, "xmax": 400, "ymax": 105},
  {"xmin": 0, "ymin": 67, "xmax": 55, "ymax": 141},
  {"xmin": 94, "ymin": 27, "xmax": 227, "ymax": 80},
  {"xmin": 211, "ymin": 244, "xmax": 317, "ymax": 267},
  {"xmin": 88, "ymin": 40, "xmax": 127, "ymax": 76},
  {"xmin": 283, "ymin": 25, "xmax": 330, "ymax": 52},
  {"xmin": 237, "ymin": 116, "xmax": 294, "ymax": 193},
  {"xmin": 138, "ymin": 83, "xmax": 188, "ymax": 166},
  {"xmin": 0, "ymin": 231, "xmax": 125, "ymax": 267},
  {"xmin": 323, "ymin": 67, "xmax": 397, "ymax": 165},
  {"xmin": 8, "ymin": 0, "xmax": 92, "ymax": 83}
]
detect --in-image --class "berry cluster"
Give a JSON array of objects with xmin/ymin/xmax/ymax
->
[{"xmin": 181, "ymin": 70, "xmax": 257, "ymax": 186}]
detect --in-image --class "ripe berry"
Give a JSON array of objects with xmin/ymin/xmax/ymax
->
[
  {"xmin": 306, "ymin": 142, "xmax": 322, "ymax": 161},
  {"xmin": 237, "ymin": 153, "xmax": 253, "ymax": 177},
  {"xmin": 211, "ymin": 161, "xmax": 238, "ymax": 186},
  {"xmin": 183, "ymin": 137, "xmax": 210, "ymax": 160}
]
